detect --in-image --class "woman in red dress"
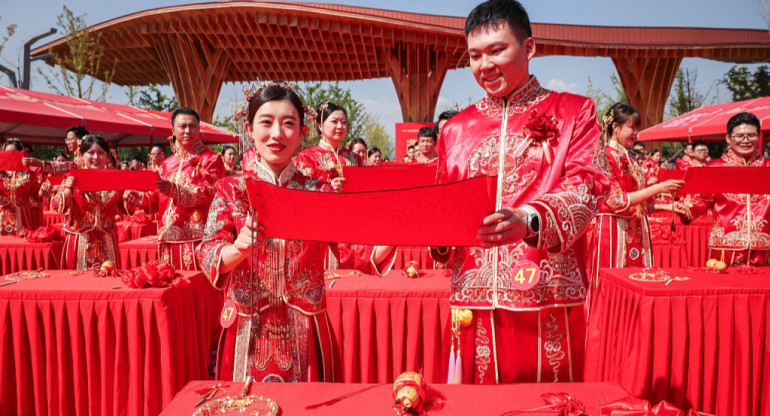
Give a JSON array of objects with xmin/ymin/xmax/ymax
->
[
  {"xmin": 0, "ymin": 139, "xmax": 43, "ymax": 234},
  {"xmin": 52, "ymin": 135, "xmax": 135, "ymax": 269},
  {"xmin": 586, "ymin": 103, "xmax": 684, "ymax": 301},
  {"xmin": 294, "ymin": 102, "xmax": 361, "ymax": 192},
  {"xmin": 198, "ymin": 83, "xmax": 394, "ymax": 383}
]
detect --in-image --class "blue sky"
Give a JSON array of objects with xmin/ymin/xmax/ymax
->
[{"xmin": 1, "ymin": 0, "xmax": 767, "ymax": 140}]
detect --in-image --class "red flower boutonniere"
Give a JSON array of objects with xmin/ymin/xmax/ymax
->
[{"xmin": 522, "ymin": 109, "xmax": 559, "ymax": 163}]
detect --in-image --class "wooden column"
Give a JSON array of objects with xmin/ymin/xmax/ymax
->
[
  {"xmin": 612, "ymin": 56, "xmax": 683, "ymax": 129},
  {"xmin": 152, "ymin": 35, "xmax": 232, "ymax": 123},
  {"xmin": 386, "ymin": 42, "xmax": 449, "ymax": 122}
]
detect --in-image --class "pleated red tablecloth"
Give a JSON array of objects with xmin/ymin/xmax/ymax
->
[
  {"xmin": 0, "ymin": 270, "xmax": 221, "ymax": 416},
  {"xmin": 161, "ymin": 380, "xmax": 637, "ymax": 415},
  {"xmin": 584, "ymin": 267, "xmax": 770, "ymax": 415},
  {"xmin": 119, "ymin": 237, "xmax": 160, "ymax": 269},
  {"xmin": 0, "ymin": 236, "xmax": 63, "ymax": 275},
  {"xmin": 325, "ymin": 269, "xmax": 451, "ymax": 384}
]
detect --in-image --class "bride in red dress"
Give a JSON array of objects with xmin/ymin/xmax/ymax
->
[
  {"xmin": 51, "ymin": 135, "xmax": 136, "ymax": 269},
  {"xmin": 198, "ymin": 83, "xmax": 394, "ymax": 382},
  {"xmin": 586, "ymin": 103, "xmax": 684, "ymax": 301},
  {"xmin": 293, "ymin": 102, "xmax": 362, "ymax": 192}
]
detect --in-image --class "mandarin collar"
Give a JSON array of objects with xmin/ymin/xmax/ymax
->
[
  {"xmin": 486, "ymin": 76, "xmax": 544, "ymax": 109},
  {"xmin": 253, "ymin": 160, "xmax": 297, "ymax": 186},
  {"xmin": 175, "ymin": 141, "xmax": 206, "ymax": 160}
]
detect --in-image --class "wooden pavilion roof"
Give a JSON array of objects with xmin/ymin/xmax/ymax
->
[{"xmin": 31, "ymin": 1, "xmax": 770, "ymax": 87}]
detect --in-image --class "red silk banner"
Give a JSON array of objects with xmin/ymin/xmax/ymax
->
[
  {"xmin": 658, "ymin": 169, "xmax": 685, "ymax": 181},
  {"xmin": 342, "ymin": 165, "xmax": 436, "ymax": 192},
  {"xmin": 678, "ymin": 167, "xmax": 770, "ymax": 194},
  {"xmin": 0, "ymin": 151, "xmax": 26, "ymax": 171},
  {"xmin": 244, "ymin": 175, "xmax": 497, "ymax": 246},
  {"xmin": 71, "ymin": 169, "xmax": 160, "ymax": 192},
  {"xmin": 47, "ymin": 175, "xmax": 64, "ymax": 186}
]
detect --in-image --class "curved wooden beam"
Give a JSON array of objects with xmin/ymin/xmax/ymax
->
[
  {"xmin": 152, "ymin": 35, "xmax": 232, "ymax": 123},
  {"xmin": 612, "ymin": 56, "xmax": 683, "ymax": 129},
  {"xmin": 386, "ymin": 42, "xmax": 449, "ymax": 122}
]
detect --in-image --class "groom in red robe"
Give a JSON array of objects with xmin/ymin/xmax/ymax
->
[{"xmin": 432, "ymin": 0, "xmax": 610, "ymax": 384}]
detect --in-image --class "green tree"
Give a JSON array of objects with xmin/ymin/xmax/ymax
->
[
  {"xmin": 294, "ymin": 82, "xmax": 366, "ymax": 147},
  {"xmin": 127, "ymin": 84, "xmax": 178, "ymax": 112},
  {"xmin": 360, "ymin": 114, "xmax": 393, "ymax": 159},
  {"xmin": 38, "ymin": 6, "xmax": 113, "ymax": 100},
  {"xmin": 668, "ymin": 68, "xmax": 704, "ymax": 118},
  {"xmin": 720, "ymin": 65, "xmax": 770, "ymax": 101},
  {"xmin": 586, "ymin": 74, "xmax": 626, "ymax": 120}
]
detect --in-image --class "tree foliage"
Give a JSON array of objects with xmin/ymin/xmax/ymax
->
[
  {"xmin": 38, "ymin": 6, "xmax": 113, "ymax": 100},
  {"xmin": 127, "ymin": 84, "xmax": 178, "ymax": 112},
  {"xmin": 360, "ymin": 113, "xmax": 393, "ymax": 159},
  {"xmin": 720, "ymin": 65, "xmax": 770, "ymax": 101},
  {"xmin": 585, "ymin": 74, "xmax": 626, "ymax": 120},
  {"xmin": 0, "ymin": 17, "xmax": 16, "ymax": 57},
  {"xmin": 294, "ymin": 82, "xmax": 368, "ymax": 147},
  {"xmin": 667, "ymin": 68, "xmax": 704, "ymax": 118}
]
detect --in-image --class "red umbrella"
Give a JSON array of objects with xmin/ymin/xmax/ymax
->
[
  {"xmin": 0, "ymin": 85, "xmax": 238, "ymax": 146},
  {"xmin": 638, "ymin": 96, "xmax": 770, "ymax": 142}
]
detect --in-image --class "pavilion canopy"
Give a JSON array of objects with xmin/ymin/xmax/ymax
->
[
  {"xmin": 0, "ymin": 85, "xmax": 238, "ymax": 146},
  {"xmin": 638, "ymin": 96, "xmax": 770, "ymax": 142}
]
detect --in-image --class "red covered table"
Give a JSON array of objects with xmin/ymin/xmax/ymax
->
[
  {"xmin": 0, "ymin": 236, "xmax": 64, "ymax": 275},
  {"xmin": 43, "ymin": 210, "xmax": 65, "ymax": 225},
  {"xmin": 116, "ymin": 221, "xmax": 157, "ymax": 243},
  {"xmin": 0, "ymin": 270, "xmax": 222, "ymax": 416},
  {"xmin": 326, "ymin": 269, "xmax": 451, "ymax": 384},
  {"xmin": 161, "ymin": 380, "xmax": 636, "ymax": 415},
  {"xmin": 119, "ymin": 236, "xmax": 160, "ymax": 269},
  {"xmin": 392, "ymin": 246, "xmax": 436, "ymax": 269},
  {"xmin": 585, "ymin": 267, "xmax": 770, "ymax": 415}
]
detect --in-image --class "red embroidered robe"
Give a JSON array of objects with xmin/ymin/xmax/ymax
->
[
  {"xmin": 294, "ymin": 140, "xmax": 362, "ymax": 182},
  {"xmin": 586, "ymin": 142, "xmax": 652, "ymax": 294},
  {"xmin": 641, "ymin": 157, "xmax": 659, "ymax": 186},
  {"xmin": 435, "ymin": 76, "xmax": 610, "ymax": 384},
  {"xmin": 683, "ymin": 149, "xmax": 770, "ymax": 266},
  {"xmin": 155, "ymin": 141, "xmax": 225, "ymax": 270},
  {"xmin": 0, "ymin": 170, "xmax": 42, "ymax": 234},
  {"xmin": 198, "ymin": 163, "xmax": 377, "ymax": 382},
  {"xmin": 51, "ymin": 179, "xmax": 123, "ymax": 270}
]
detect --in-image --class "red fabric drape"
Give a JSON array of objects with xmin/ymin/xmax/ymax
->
[
  {"xmin": 0, "ymin": 271, "xmax": 221, "ymax": 416},
  {"xmin": 244, "ymin": 175, "xmax": 496, "ymax": 246},
  {"xmin": 585, "ymin": 267, "xmax": 770, "ymax": 415}
]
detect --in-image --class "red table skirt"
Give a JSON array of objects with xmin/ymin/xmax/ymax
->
[
  {"xmin": 0, "ymin": 236, "xmax": 63, "ymax": 275},
  {"xmin": 162, "ymin": 380, "xmax": 637, "ymax": 415},
  {"xmin": 651, "ymin": 240, "xmax": 689, "ymax": 268},
  {"xmin": 116, "ymin": 221, "xmax": 157, "ymax": 243},
  {"xmin": 326, "ymin": 269, "xmax": 451, "ymax": 384},
  {"xmin": 393, "ymin": 246, "xmax": 436, "ymax": 269},
  {"xmin": 0, "ymin": 270, "xmax": 221, "ymax": 416},
  {"xmin": 43, "ymin": 211, "xmax": 65, "ymax": 226},
  {"xmin": 585, "ymin": 267, "xmax": 770, "ymax": 415},
  {"xmin": 119, "ymin": 237, "xmax": 160, "ymax": 269}
]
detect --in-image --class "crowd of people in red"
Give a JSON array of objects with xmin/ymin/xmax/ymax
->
[{"xmin": 1, "ymin": 0, "xmax": 768, "ymax": 398}]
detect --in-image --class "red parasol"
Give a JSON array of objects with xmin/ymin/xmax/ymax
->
[
  {"xmin": 638, "ymin": 96, "xmax": 770, "ymax": 142},
  {"xmin": 0, "ymin": 85, "xmax": 238, "ymax": 146}
]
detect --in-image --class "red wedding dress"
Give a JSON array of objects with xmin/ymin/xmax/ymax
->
[{"xmin": 198, "ymin": 163, "xmax": 386, "ymax": 383}]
